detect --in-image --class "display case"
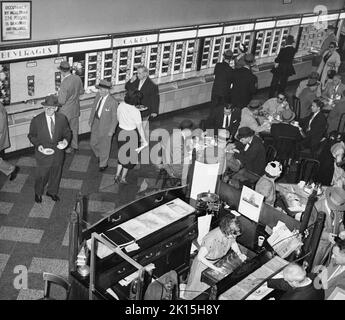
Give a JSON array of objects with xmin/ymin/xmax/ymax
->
[
  {"xmin": 146, "ymin": 44, "xmax": 159, "ymax": 77},
  {"xmin": 85, "ymin": 52, "xmax": 99, "ymax": 88},
  {"xmin": 131, "ymin": 46, "xmax": 145, "ymax": 77},
  {"xmin": 101, "ymin": 50, "xmax": 114, "ymax": 83},
  {"xmin": 184, "ymin": 39, "xmax": 197, "ymax": 72},
  {"xmin": 159, "ymin": 42, "xmax": 173, "ymax": 77},
  {"xmin": 116, "ymin": 49, "xmax": 129, "ymax": 84}
]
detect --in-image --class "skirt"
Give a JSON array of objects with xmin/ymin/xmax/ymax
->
[{"xmin": 116, "ymin": 127, "xmax": 139, "ymax": 170}]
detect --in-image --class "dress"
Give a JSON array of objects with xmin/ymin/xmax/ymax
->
[
  {"xmin": 184, "ymin": 227, "xmax": 235, "ymax": 299},
  {"xmin": 116, "ymin": 101, "xmax": 142, "ymax": 169}
]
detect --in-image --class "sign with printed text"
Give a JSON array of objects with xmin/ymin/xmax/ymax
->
[
  {"xmin": 276, "ymin": 18, "xmax": 301, "ymax": 27},
  {"xmin": 1, "ymin": 1, "xmax": 31, "ymax": 41},
  {"xmin": 0, "ymin": 45, "xmax": 58, "ymax": 62},
  {"xmin": 113, "ymin": 34, "xmax": 158, "ymax": 47},
  {"xmin": 223, "ymin": 23, "xmax": 254, "ymax": 34}
]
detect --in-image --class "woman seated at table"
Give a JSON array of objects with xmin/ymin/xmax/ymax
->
[
  {"xmin": 322, "ymin": 73, "xmax": 345, "ymax": 101},
  {"xmin": 184, "ymin": 214, "xmax": 246, "ymax": 300},
  {"xmin": 255, "ymin": 161, "xmax": 283, "ymax": 207},
  {"xmin": 261, "ymin": 92, "xmax": 290, "ymax": 119},
  {"xmin": 114, "ymin": 90, "xmax": 148, "ymax": 184},
  {"xmin": 327, "ymin": 90, "xmax": 345, "ymax": 134}
]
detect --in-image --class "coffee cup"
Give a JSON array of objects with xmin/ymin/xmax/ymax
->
[{"xmin": 258, "ymin": 236, "xmax": 265, "ymax": 247}]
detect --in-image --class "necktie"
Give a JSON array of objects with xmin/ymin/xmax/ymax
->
[
  {"xmin": 95, "ymin": 97, "xmax": 104, "ymax": 119},
  {"xmin": 50, "ymin": 116, "xmax": 55, "ymax": 138}
]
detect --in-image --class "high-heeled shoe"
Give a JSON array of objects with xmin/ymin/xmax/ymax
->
[
  {"xmin": 114, "ymin": 175, "xmax": 120, "ymax": 183},
  {"xmin": 120, "ymin": 177, "xmax": 128, "ymax": 184}
]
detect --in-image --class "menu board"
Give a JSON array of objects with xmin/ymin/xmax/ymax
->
[{"xmin": 1, "ymin": 1, "xmax": 31, "ymax": 41}]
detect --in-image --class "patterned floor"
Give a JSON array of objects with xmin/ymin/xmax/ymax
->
[{"xmin": 0, "ymin": 84, "xmax": 298, "ymax": 300}]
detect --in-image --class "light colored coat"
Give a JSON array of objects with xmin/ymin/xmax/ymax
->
[
  {"xmin": 58, "ymin": 73, "xmax": 84, "ymax": 120},
  {"xmin": 88, "ymin": 93, "xmax": 118, "ymax": 136},
  {"xmin": 0, "ymin": 103, "xmax": 10, "ymax": 151},
  {"xmin": 317, "ymin": 50, "xmax": 341, "ymax": 87}
]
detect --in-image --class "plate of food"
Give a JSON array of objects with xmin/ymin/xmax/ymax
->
[
  {"xmin": 43, "ymin": 148, "xmax": 55, "ymax": 155},
  {"xmin": 136, "ymin": 105, "xmax": 148, "ymax": 111}
]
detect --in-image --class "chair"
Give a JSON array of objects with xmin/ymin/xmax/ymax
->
[
  {"xmin": 337, "ymin": 113, "xmax": 345, "ymax": 134},
  {"xmin": 42, "ymin": 272, "xmax": 71, "ymax": 300},
  {"xmin": 273, "ymin": 136, "xmax": 298, "ymax": 168},
  {"xmin": 292, "ymin": 96, "xmax": 301, "ymax": 121},
  {"xmin": 266, "ymin": 145, "xmax": 277, "ymax": 163},
  {"xmin": 298, "ymin": 158, "xmax": 320, "ymax": 184}
]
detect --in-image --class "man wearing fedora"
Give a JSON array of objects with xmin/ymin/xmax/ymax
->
[
  {"xmin": 28, "ymin": 95, "xmax": 71, "ymax": 203},
  {"xmin": 0, "ymin": 102, "xmax": 19, "ymax": 181},
  {"xmin": 238, "ymin": 99, "xmax": 270, "ymax": 134},
  {"xmin": 231, "ymin": 53, "xmax": 258, "ymax": 109},
  {"xmin": 309, "ymin": 186, "xmax": 345, "ymax": 268},
  {"xmin": 298, "ymin": 77, "xmax": 321, "ymax": 119},
  {"xmin": 211, "ymin": 49, "xmax": 234, "ymax": 110},
  {"xmin": 296, "ymin": 71, "xmax": 321, "ymax": 98},
  {"xmin": 271, "ymin": 109, "xmax": 302, "ymax": 143},
  {"xmin": 269, "ymin": 35, "xmax": 296, "ymax": 98},
  {"xmin": 89, "ymin": 80, "xmax": 118, "ymax": 171},
  {"xmin": 57, "ymin": 60, "xmax": 84, "ymax": 153}
]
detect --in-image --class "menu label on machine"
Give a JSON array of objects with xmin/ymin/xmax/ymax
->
[
  {"xmin": 223, "ymin": 23, "xmax": 254, "ymax": 34},
  {"xmin": 0, "ymin": 45, "xmax": 58, "ymax": 62},
  {"xmin": 113, "ymin": 34, "xmax": 158, "ymax": 47},
  {"xmin": 276, "ymin": 18, "xmax": 301, "ymax": 27}
]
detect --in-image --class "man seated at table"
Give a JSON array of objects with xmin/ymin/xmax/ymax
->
[
  {"xmin": 295, "ymin": 71, "xmax": 321, "ymax": 98},
  {"xmin": 261, "ymin": 92, "xmax": 291, "ymax": 119},
  {"xmin": 227, "ymin": 127, "xmax": 266, "ymax": 185},
  {"xmin": 298, "ymin": 77, "xmax": 320, "ymax": 119},
  {"xmin": 255, "ymin": 161, "xmax": 282, "ymax": 206},
  {"xmin": 238, "ymin": 99, "xmax": 270, "ymax": 135},
  {"xmin": 267, "ymin": 262, "xmax": 325, "ymax": 300},
  {"xmin": 324, "ymin": 237, "xmax": 345, "ymax": 299},
  {"xmin": 298, "ymin": 99, "xmax": 327, "ymax": 154},
  {"xmin": 321, "ymin": 73, "xmax": 345, "ymax": 101},
  {"xmin": 202, "ymin": 103, "xmax": 241, "ymax": 141}
]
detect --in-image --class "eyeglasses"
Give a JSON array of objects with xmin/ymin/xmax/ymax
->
[{"xmin": 277, "ymin": 97, "xmax": 285, "ymax": 101}]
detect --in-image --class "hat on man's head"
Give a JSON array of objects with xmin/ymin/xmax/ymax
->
[
  {"xmin": 41, "ymin": 94, "xmax": 59, "ymax": 107},
  {"xmin": 265, "ymin": 161, "xmax": 282, "ymax": 177},
  {"xmin": 96, "ymin": 79, "xmax": 112, "ymax": 89},
  {"xmin": 325, "ymin": 187, "xmax": 345, "ymax": 211},
  {"xmin": 244, "ymin": 53, "xmax": 255, "ymax": 65},
  {"xmin": 281, "ymin": 109, "xmax": 295, "ymax": 122},
  {"xmin": 309, "ymin": 71, "xmax": 319, "ymax": 80},
  {"xmin": 248, "ymin": 99, "xmax": 261, "ymax": 110},
  {"xmin": 223, "ymin": 49, "xmax": 233, "ymax": 59},
  {"xmin": 237, "ymin": 127, "xmax": 255, "ymax": 139},
  {"xmin": 307, "ymin": 78, "xmax": 318, "ymax": 87},
  {"xmin": 285, "ymin": 35, "xmax": 295, "ymax": 45},
  {"xmin": 58, "ymin": 61, "xmax": 71, "ymax": 71}
]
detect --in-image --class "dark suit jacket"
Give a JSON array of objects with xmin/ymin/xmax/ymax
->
[
  {"xmin": 271, "ymin": 122, "xmax": 302, "ymax": 141},
  {"xmin": 125, "ymin": 77, "xmax": 159, "ymax": 118},
  {"xmin": 231, "ymin": 67, "xmax": 257, "ymax": 108},
  {"xmin": 301, "ymin": 112, "xmax": 327, "ymax": 149},
  {"xmin": 211, "ymin": 61, "xmax": 234, "ymax": 98},
  {"xmin": 28, "ymin": 112, "xmax": 71, "ymax": 167},
  {"xmin": 274, "ymin": 45, "xmax": 296, "ymax": 78},
  {"xmin": 235, "ymin": 135, "xmax": 266, "ymax": 175},
  {"xmin": 204, "ymin": 107, "xmax": 241, "ymax": 138}
]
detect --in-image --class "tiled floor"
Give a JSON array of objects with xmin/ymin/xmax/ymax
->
[{"xmin": 0, "ymin": 84, "xmax": 298, "ymax": 300}]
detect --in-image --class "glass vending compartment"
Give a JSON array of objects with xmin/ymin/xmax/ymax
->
[
  {"xmin": 88, "ymin": 64, "xmax": 97, "ymax": 70},
  {"xmin": 184, "ymin": 40, "xmax": 196, "ymax": 72},
  {"xmin": 118, "ymin": 74, "xmax": 126, "ymax": 81},
  {"xmin": 104, "ymin": 61, "xmax": 112, "ymax": 68},
  {"xmin": 88, "ymin": 55, "xmax": 97, "ymax": 62},
  {"xmin": 151, "ymin": 47, "xmax": 158, "ymax": 54},
  {"xmin": 104, "ymin": 69, "xmax": 112, "ymax": 76}
]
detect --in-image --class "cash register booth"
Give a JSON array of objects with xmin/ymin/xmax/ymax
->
[{"xmin": 67, "ymin": 159, "xmax": 326, "ymax": 300}]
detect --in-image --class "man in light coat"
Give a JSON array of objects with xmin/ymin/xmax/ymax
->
[
  {"xmin": 57, "ymin": 61, "xmax": 84, "ymax": 153},
  {"xmin": 89, "ymin": 80, "xmax": 118, "ymax": 171}
]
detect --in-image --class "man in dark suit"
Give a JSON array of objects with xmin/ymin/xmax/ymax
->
[
  {"xmin": 231, "ymin": 54, "xmax": 258, "ymax": 109},
  {"xmin": 211, "ymin": 49, "xmax": 234, "ymax": 109},
  {"xmin": 89, "ymin": 79, "xmax": 118, "ymax": 171},
  {"xmin": 299, "ymin": 99, "xmax": 327, "ymax": 154},
  {"xmin": 203, "ymin": 103, "xmax": 241, "ymax": 141},
  {"xmin": 28, "ymin": 95, "xmax": 71, "ymax": 203},
  {"xmin": 269, "ymin": 35, "xmax": 296, "ymax": 98},
  {"xmin": 125, "ymin": 65, "xmax": 159, "ymax": 132}
]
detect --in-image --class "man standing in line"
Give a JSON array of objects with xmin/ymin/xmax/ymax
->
[
  {"xmin": 0, "ymin": 102, "xmax": 19, "ymax": 180},
  {"xmin": 210, "ymin": 49, "xmax": 234, "ymax": 110},
  {"xmin": 57, "ymin": 61, "xmax": 84, "ymax": 153},
  {"xmin": 89, "ymin": 80, "xmax": 118, "ymax": 172},
  {"xmin": 125, "ymin": 65, "xmax": 159, "ymax": 132},
  {"xmin": 28, "ymin": 95, "xmax": 71, "ymax": 203}
]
